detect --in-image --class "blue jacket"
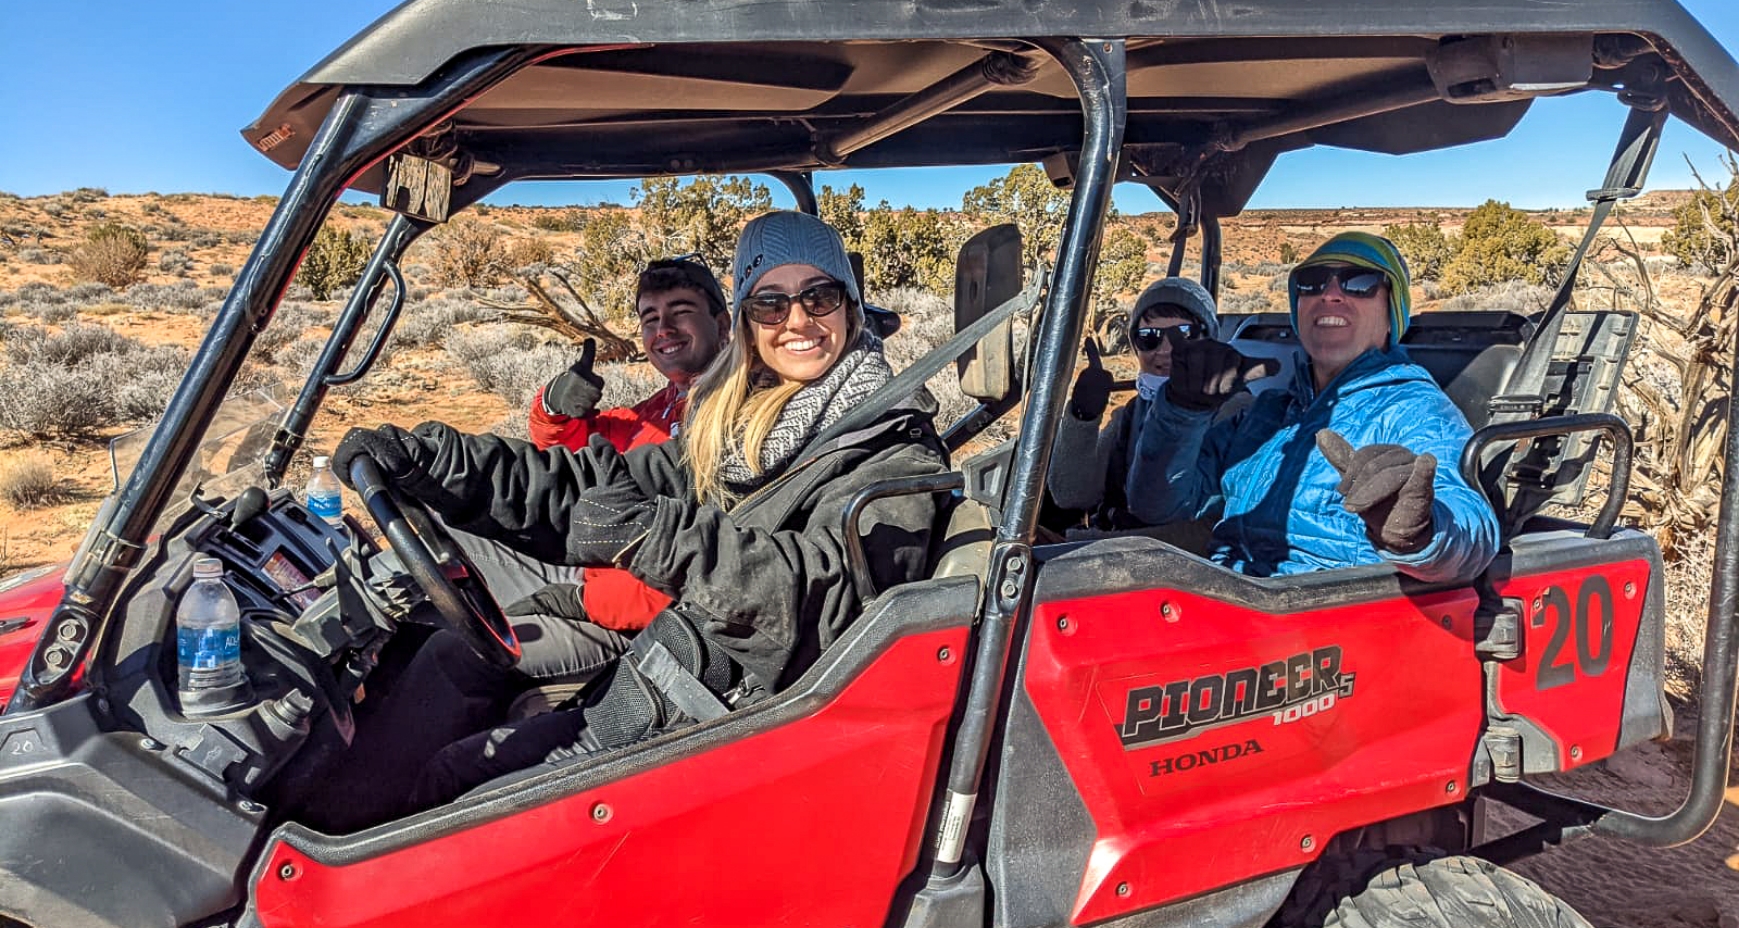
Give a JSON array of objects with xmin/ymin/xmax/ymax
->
[{"xmin": 1125, "ymin": 345, "xmax": 1499, "ymax": 583}]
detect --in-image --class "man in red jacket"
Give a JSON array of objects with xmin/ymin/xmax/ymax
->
[{"xmin": 525, "ymin": 255, "xmax": 731, "ymax": 632}]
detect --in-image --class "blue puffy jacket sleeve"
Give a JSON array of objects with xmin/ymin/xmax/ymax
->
[{"xmin": 1123, "ymin": 391, "xmax": 1235, "ymax": 527}]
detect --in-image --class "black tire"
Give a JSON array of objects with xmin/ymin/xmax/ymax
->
[
  {"xmin": 1324, "ymin": 856, "xmax": 1592, "ymax": 928},
  {"xmin": 1276, "ymin": 846, "xmax": 1440, "ymax": 928}
]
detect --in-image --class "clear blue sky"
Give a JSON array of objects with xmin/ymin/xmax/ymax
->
[{"xmin": 2, "ymin": 0, "xmax": 1735, "ymax": 215}]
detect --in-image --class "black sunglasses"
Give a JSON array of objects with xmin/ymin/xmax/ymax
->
[
  {"xmin": 1131, "ymin": 323, "xmax": 1199, "ymax": 352},
  {"xmin": 1291, "ymin": 265, "xmax": 1388, "ymax": 298},
  {"xmin": 743, "ymin": 281, "xmax": 849, "ymax": 326}
]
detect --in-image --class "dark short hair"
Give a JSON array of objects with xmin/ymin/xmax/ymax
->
[{"xmin": 637, "ymin": 255, "xmax": 728, "ymax": 315}]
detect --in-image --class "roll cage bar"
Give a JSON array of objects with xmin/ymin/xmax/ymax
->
[{"xmin": 9, "ymin": 7, "xmax": 1739, "ymax": 886}]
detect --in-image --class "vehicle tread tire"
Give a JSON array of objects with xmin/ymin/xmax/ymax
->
[{"xmin": 1324, "ymin": 855, "xmax": 1592, "ymax": 928}]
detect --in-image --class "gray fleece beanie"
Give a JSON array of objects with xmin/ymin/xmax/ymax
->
[
  {"xmin": 732, "ymin": 211, "xmax": 863, "ymax": 321},
  {"xmin": 1131, "ymin": 277, "xmax": 1219, "ymax": 340}
]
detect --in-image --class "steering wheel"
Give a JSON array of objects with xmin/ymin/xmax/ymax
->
[{"xmin": 347, "ymin": 456, "xmax": 521, "ymax": 667}]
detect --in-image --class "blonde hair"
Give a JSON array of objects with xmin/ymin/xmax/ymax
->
[{"xmin": 683, "ymin": 300, "xmax": 862, "ymax": 506}]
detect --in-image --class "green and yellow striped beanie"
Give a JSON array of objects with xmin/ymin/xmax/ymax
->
[{"xmin": 1287, "ymin": 231, "xmax": 1412, "ymax": 347}]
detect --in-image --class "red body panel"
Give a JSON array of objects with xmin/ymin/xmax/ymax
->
[
  {"xmin": 0, "ymin": 566, "xmax": 67, "ymax": 707},
  {"xmin": 1490, "ymin": 559, "xmax": 1650, "ymax": 768},
  {"xmin": 1025, "ymin": 586, "xmax": 1484, "ymax": 924},
  {"xmin": 251, "ymin": 628, "xmax": 968, "ymax": 928}
]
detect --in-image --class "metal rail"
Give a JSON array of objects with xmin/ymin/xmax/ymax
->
[{"xmin": 923, "ymin": 36, "xmax": 1125, "ymax": 882}]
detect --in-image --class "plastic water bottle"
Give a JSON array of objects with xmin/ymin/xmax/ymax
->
[
  {"xmin": 305, "ymin": 455, "xmax": 344, "ymax": 526},
  {"xmin": 177, "ymin": 557, "xmax": 245, "ymax": 709}
]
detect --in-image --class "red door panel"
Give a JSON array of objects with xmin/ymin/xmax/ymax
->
[
  {"xmin": 1024, "ymin": 586, "xmax": 1484, "ymax": 924},
  {"xmin": 1490, "ymin": 559, "xmax": 1650, "ymax": 769},
  {"xmin": 251, "ymin": 628, "xmax": 968, "ymax": 928}
]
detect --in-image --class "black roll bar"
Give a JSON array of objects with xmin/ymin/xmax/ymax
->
[
  {"xmin": 841, "ymin": 473, "xmax": 967, "ymax": 603},
  {"xmin": 6, "ymin": 47, "xmax": 544, "ymax": 714},
  {"xmin": 923, "ymin": 36, "xmax": 1125, "ymax": 882},
  {"xmin": 263, "ymin": 215, "xmax": 422, "ymax": 486},
  {"xmin": 1459, "ymin": 413, "xmax": 1633, "ymax": 541}
]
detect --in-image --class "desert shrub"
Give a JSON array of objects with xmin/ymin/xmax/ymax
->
[
  {"xmin": 390, "ymin": 297, "xmax": 489, "ymax": 348},
  {"xmin": 0, "ymin": 456, "xmax": 70, "ymax": 509},
  {"xmin": 191, "ymin": 232, "xmax": 224, "ymax": 249},
  {"xmin": 1383, "ymin": 217, "xmax": 1456, "ymax": 282},
  {"xmin": 1434, "ymin": 279, "xmax": 1555, "ymax": 314},
  {"xmin": 507, "ymin": 237, "xmax": 555, "ymax": 271},
  {"xmin": 100, "ymin": 347, "xmax": 192, "ymax": 422},
  {"xmin": 70, "ymin": 222, "xmax": 150, "ymax": 288},
  {"xmin": 65, "ymin": 282, "xmax": 115, "ymax": 305},
  {"xmin": 209, "ymin": 263, "xmax": 235, "ymax": 278},
  {"xmin": 254, "ymin": 303, "xmax": 322, "ymax": 362},
  {"xmin": 85, "ymin": 208, "xmax": 106, "ymax": 221},
  {"xmin": 1438, "ymin": 200, "xmax": 1569, "ymax": 295},
  {"xmin": 531, "ymin": 210, "xmax": 584, "ymax": 232},
  {"xmin": 226, "ymin": 230, "xmax": 256, "ymax": 246},
  {"xmin": 69, "ymin": 187, "xmax": 107, "ymax": 203},
  {"xmin": 159, "ymin": 248, "xmax": 194, "ymax": 276},
  {"xmin": 29, "ymin": 302, "xmax": 78, "ymax": 324},
  {"xmin": 274, "ymin": 336, "xmax": 330, "ymax": 380},
  {"xmin": 18, "ymin": 248, "xmax": 64, "ymax": 265},
  {"xmin": 295, "ymin": 226, "xmax": 371, "ymax": 300},
  {"xmin": 6, "ymin": 322, "xmax": 140, "ymax": 366},
  {"xmin": 425, "ymin": 217, "xmax": 511, "ymax": 288},
  {"xmin": 460, "ymin": 339, "xmax": 574, "ymax": 408},
  {"xmin": 40, "ymin": 201, "xmax": 68, "ymax": 219},
  {"xmin": 595, "ymin": 360, "xmax": 667, "ymax": 412},
  {"xmin": 444, "ymin": 325, "xmax": 538, "ymax": 368},
  {"xmin": 156, "ymin": 225, "xmax": 195, "ymax": 242},
  {"xmin": 1278, "ymin": 242, "xmax": 1299, "ymax": 264},
  {"xmin": 124, "ymin": 280, "xmax": 214, "ymax": 313},
  {"xmin": 14, "ymin": 283, "xmax": 68, "ymax": 306},
  {"xmin": 860, "ymin": 205, "xmax": 958, "ymax": 294},
  {"xmin": 1661, "ymin": 180, "xmax": 1739, "ymax": 270},
  {"xmin": 0, "ymin": 362, "xmax": 118, "ymax": 438},
  {"xmin": 1219, "ymin": 290, "xmax": 1274, "ymax": 315}
]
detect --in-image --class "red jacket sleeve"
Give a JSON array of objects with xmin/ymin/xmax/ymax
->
[{"xmin": 527, "ymin": 388, "xmax": 645, "ymax": 453}]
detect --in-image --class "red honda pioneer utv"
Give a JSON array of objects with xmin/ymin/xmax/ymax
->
[{"xmin": 2, "ymin": 2, "xmax": 1738, "ymax": 926}]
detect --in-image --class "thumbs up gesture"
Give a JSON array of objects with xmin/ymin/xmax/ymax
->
[
  {"xmin": 1316, "ymin": 429, "xmax": 1437, "ymax": 555},
  {"xmin": 542, "ymin": 338, "xmax": 607, "ymax": 419},
  {"xmin": 1163, "ymin": 330, "xmax": 1280, "ymax": 412},
  {"xmin": 1068, "ymin": 337, "xmax": 1116, "ymax": 421}
]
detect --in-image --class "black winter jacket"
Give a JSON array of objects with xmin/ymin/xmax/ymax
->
[{"xmin": 410, "ymin": 401, "xmax": 948, "ymax": 691}]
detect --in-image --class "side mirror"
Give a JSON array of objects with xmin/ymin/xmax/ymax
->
[{"xmin": 955, "ymin": 223, "xmax": 1023, "ymax": 403}]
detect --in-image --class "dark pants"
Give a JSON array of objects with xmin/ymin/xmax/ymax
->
[{"xmin": 308, "ymin": 527, "xmax": 630, "ymax": 830}]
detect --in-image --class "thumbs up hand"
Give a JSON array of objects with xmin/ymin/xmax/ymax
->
[
  {"xmin": 542, "ymin": 338, "xmax": 607, "ymax": 419},
  {"xmin": 1068, "ymin": 337, "xmax": 1116, "ymax": 421},
  {"xmin": 1316, "ymin": 429, "xmax": 1437, "ymax": 555}
]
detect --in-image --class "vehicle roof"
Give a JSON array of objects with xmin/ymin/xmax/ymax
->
[{"xmin": 244, "ymin": 0, "xmax": 1739, "ymax": 214}]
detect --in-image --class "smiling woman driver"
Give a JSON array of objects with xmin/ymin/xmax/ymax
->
[{"xmin": 331, "ymin": 210, "xmax": 946, "ymax": 809}]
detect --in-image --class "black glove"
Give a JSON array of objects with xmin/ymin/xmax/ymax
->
[
  {"xmin": 505, "ymin": 582, "xmax": 588, "ymax": 621},
  {"xmin": 1316, "ymin": 430, "xmax": 1437, "ymax": 555},
  {"xmin": 332, "ymin": 424, "xmax": 433, "ymax": 490},
  {"xmin": 1069, "ymin": 337, "xmax": 1115, "ymax": 421},
  {"xmin": 564, "ymin": 456, "xmax": 655, "ymax": 567},
  {"xmin": 542, "ymin": 338, "xmax": 606, "ymax": 419},
  {"xmin": 1164, "ymin": 330, "xmax": 1280, "ymax": 412}
]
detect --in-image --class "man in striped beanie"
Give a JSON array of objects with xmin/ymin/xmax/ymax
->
[{"xmin": 1125, "ymin": 232, "xmax": 1498, "ymax": 585}]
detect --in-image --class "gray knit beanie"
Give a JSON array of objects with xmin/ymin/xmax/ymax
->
[
  {"xmin": 732, "ymin": 211, "xmax": 863, "ymax": 320},
  {"xmin": 1130, "ymin": 277, "xmax": 1219, "ymax": 340}
]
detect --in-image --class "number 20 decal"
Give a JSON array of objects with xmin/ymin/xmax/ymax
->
[{"xmin": 1533, "ymin": 576, "xmax": 1615, "ymax": 691}]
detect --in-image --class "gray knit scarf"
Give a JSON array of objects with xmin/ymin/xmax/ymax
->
[{"xmin": 718, "ymin": 330, "xmax": 892, "ymax": 495}]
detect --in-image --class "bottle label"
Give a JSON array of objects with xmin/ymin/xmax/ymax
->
[
  {"xmin": 178, "ymin": 626, "xmax": 241, "ymax": 686},
  {"xmin": 308, "ymin": 491, "xmax": 342, "ymax": 522}
]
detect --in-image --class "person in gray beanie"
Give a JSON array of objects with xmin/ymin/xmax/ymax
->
[{"xmin": 1046, "ymin": 277, "xmax": 1233, "ymax": 534}]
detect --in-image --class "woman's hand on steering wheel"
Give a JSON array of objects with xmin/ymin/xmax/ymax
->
[{"xmin": 344, "ymin": 453, "xmax": 521, "ymax": 668}]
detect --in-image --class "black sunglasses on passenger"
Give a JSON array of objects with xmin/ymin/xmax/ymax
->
[
  {"xmin": 1291, "ymin": 265, "xmax": 1388, "ymax": 298},
  {"xmin": 1131, "ymin": 324, "xmax": 1198, "ymax": 352},
  {"xmin": 743, "ymin": 281, "xmax": 849, "ymax": 326}
]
